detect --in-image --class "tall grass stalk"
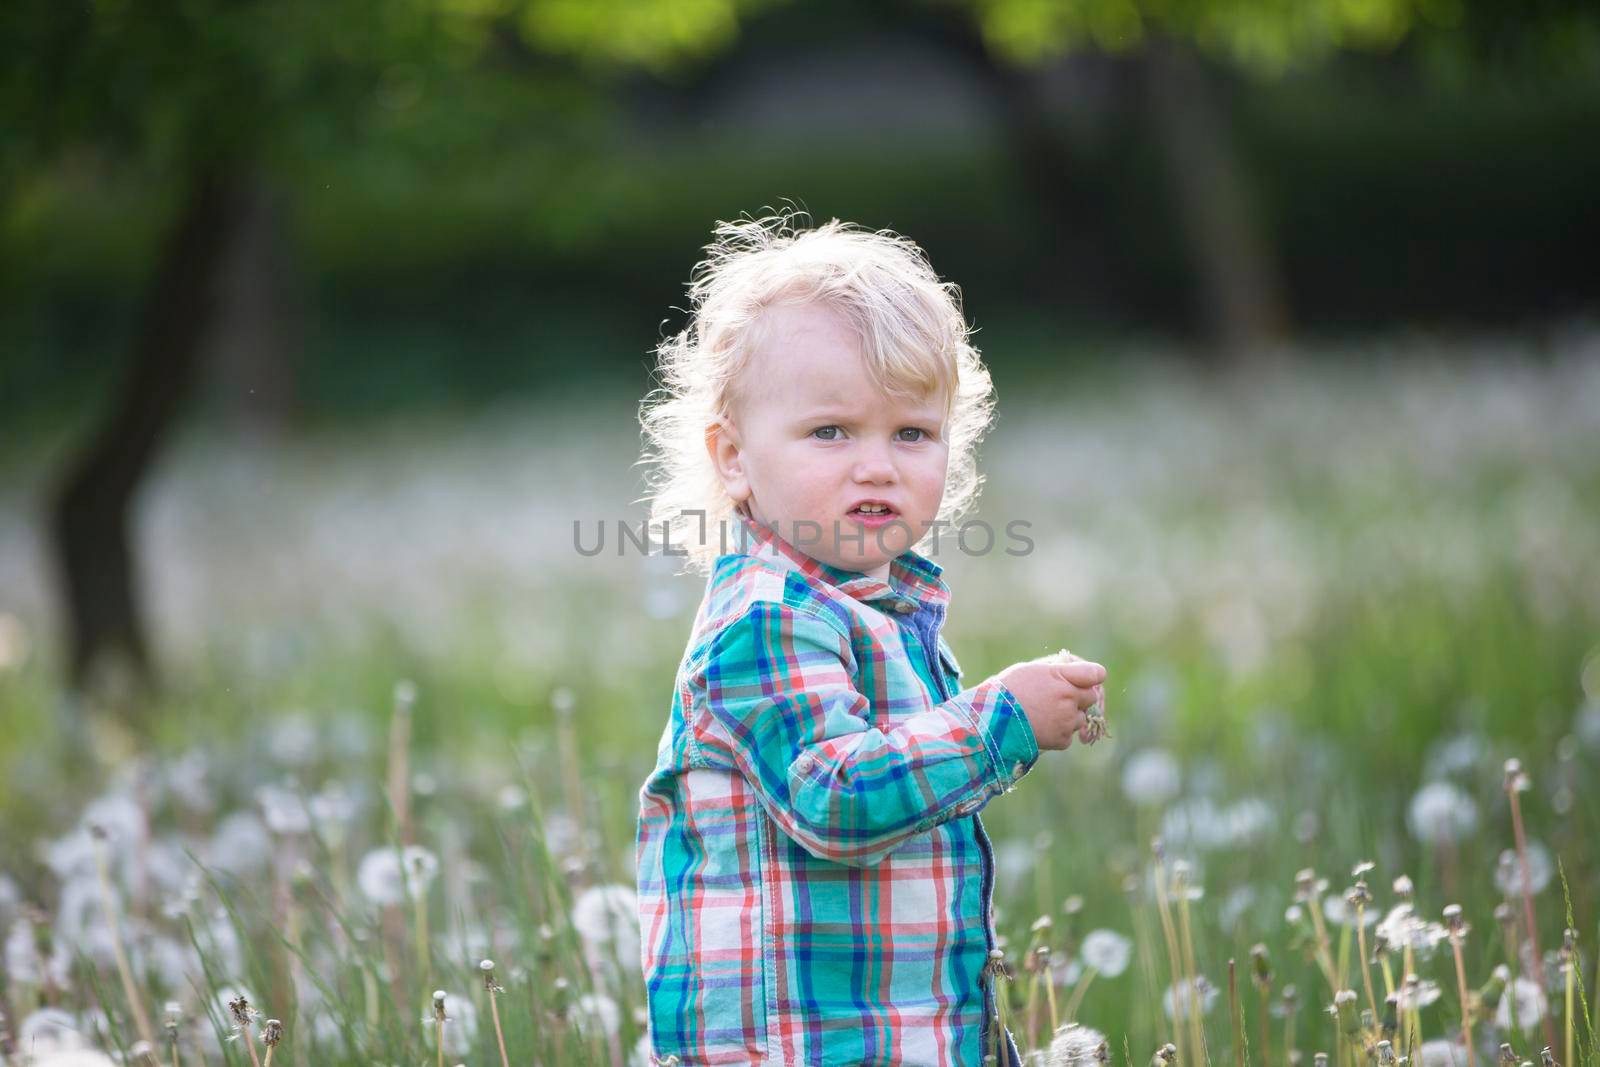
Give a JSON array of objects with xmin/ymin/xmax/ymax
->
[
  {"xmin": 1558, "ymin": 859, "xmax": 1594, "ymax": 1067},
  {"xmin": 1176, "ymin": 870, "xmax": 1207, "ymax": 1067},
  {"xmin": 89, "ymin": 826, "xmax": 158, "ymax": 1049},
  {"xmin": 1154, "ymin": 847, "xmax": 1189, "ymax": 1067}
]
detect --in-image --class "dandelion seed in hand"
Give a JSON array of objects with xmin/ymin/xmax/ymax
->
[{"xmin": 1050, "ymin": 649, "xmax": 1111, "ymax": 744}]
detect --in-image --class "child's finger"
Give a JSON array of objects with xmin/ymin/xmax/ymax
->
[{"xmin": 1053, "ymin": 660, "xmax": 1106, "ymax": 688}]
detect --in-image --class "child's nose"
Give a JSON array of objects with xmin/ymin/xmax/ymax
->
[{"xmin": 852, "ymin": 445, "xmax": 898, "ymax": 483}]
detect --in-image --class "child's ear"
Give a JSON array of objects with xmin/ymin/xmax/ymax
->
[{"xmin": 705, "ymin": 417, "xmax": 751, "ymax": 503}]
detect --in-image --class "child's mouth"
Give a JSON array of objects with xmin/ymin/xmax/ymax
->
[{"xmin": 848, "ymin": 504, "xmax": 898, "ymax": 527}]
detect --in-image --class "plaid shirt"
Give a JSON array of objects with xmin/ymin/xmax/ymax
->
[{"xmin": 635, "ymin": 512, "xmax": 1040, "ymax": 1065}]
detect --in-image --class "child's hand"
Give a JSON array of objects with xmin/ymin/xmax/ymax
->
[{"xmin": 989, "ymin": 654, "xmax": 1108, "ymax": 751}]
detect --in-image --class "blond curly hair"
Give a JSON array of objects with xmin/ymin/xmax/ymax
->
[{"xmin": 635, "ymin": 208, "xmax": 999, "ymax": 573}]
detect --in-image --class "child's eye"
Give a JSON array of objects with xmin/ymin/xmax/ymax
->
[
  {"xmin": 896, "ymin": 428, "xmax": 927, "ymax": 442},
  {"xmin": 811, "ymin": 426, "xmax": 841, "ymax": 441}
]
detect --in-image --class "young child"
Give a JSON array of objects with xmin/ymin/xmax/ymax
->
[{"xmin": 634, "ymin": 212, "xmax": 1108, "ymax": 1066}]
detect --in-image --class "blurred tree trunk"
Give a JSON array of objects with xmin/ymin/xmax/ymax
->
[
  {"xmin": 49, "ymin": 163, "xmax": 246, "ymax": 699},
  {"xmin": 1141, "ymin": 36, "xmax": 1292, "ymax": 364},
  {"xmin": 910, "ymin": 6, "xmax": 1132, "ymax": 312},
  {"xmin": 210, "ymin": 174, "xmax": 301, "ymax": 436}
]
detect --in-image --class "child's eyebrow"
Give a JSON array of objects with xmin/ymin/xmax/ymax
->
[{"xmin": 794, "ymin": 409, "xmax": 944, "ymax": 425}]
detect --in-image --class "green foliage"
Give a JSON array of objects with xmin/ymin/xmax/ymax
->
[{"xmin": 962, "ymin": 0, "xmax": 1600, "ymax": 77}]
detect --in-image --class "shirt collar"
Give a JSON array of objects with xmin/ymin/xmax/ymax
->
[{"xmin": 727, "ymin": 507, "xmax": 951, "ymax": 613}]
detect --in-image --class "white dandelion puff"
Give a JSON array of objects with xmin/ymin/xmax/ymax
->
[
  {"xmin": 421, "ymin": 992, "xmax": 478, "ymax": 1056},
  {"xmin": 1407, "ymin": 782, "xmax": 1479, "ymax": 844},
  {"xmin": 18, "ymin": 1008, "xmax": 89, "ymax": 1057},
  {"xmin": 1163, "ymin": 975, "xmax": 1218, "ymax": 1020},
  {"xmin": 1122, "ymin": 750, "xmax": 1181, "ymax": 806},
  {"xmin": 1416, "ymin": 1039, "xmax": 1468, "ymax": 1067},
  {"xmin": 1046, "ymin": 1022, "xmax": 1109, "ymax": 1066},
  {"xmin": 29, "ymin": 1051, "xmax": 118, "ymax": 1067},
  {"xmin": 1396, "ymin": 978, "xmax": 1443, "ymax": 1011},
  {"xmin": 1494, "ymin": 843, "xmax": 1552, "ymax": 897},
  {"xmin": 357, "ymin": 845, "xmax": 439, "ymax": 907},
  {"xmin": 1080, "ymin": 930, "xmax": 1132, "ymax": 978},
  {"xmin": 1494, "ymin": 976, "xmax": 1547, "ymax": 1034},
  {"xmin": 571, "ymin": 992, "xmax": 622, "ymax": 1041},
  {"xmin": 1322, "ymin": 894, "xmax": 1381, "ymax": 929},
  {"xmin": 571, "ymin": 883, "xmax": 641, "ymax": 984},
  {"xmin": 256, "ymin": 784, "xmax": 312, "ymax": 836}
]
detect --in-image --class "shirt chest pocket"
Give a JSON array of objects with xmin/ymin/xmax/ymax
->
[{"xmin": 935, "ymin": 640, "xmax": 963, "ymax": 696}]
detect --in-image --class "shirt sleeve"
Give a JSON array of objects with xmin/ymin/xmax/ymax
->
[{"xmin": 695, "ymin": 599, "xmax": 1040, "ymax": 868}]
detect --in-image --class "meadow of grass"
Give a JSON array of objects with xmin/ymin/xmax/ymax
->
[{"xmin": 0, "ymin": 332, "xmax": 1597, "ymax": 1066}]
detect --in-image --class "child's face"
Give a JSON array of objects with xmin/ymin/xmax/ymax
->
[{"xmin": 707, "ymin": 301, "xmax": 949, "ymax": 582}]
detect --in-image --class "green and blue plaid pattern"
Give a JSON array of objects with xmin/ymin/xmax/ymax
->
[{"xmin": 636, "ymin": 511, "xmax": 1040, "ymax": 1064}]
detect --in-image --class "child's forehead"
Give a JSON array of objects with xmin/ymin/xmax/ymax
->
[{"xmin": 741, "ymin": 303, "xmax": 947, "ymax": 415}]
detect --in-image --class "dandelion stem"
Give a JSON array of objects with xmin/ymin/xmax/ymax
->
[
  {"xmin": 1064, "ymin": 969, "xmax": 1099, "ymax": 1023},
  {"xmin": 1401, "ymin": 944, "xmax": 1416, "ymax": 1060},
  {"xmin": 1256, "ymin": 985, "xmax": 1272, "ymax": 1067},
  {"xmin": 1229, "ymin": 959, "xmax": 1244, "ymax": 1067},
  {"xmin": 1154, "ymin": 853, "xmax": 1189, "ymax": 1067},
  {"xmin": 1334, "ymin": 924, "xmax": 1351, "ymax": 997},
  {"xmin": 262, "ymin": 1048, "xmax": 274, "ymax": 1067},
  {"xmin": 1046, "ymin": 962, "xmax": 1062, "ymax": 1036},
  {"xmin": 486, "ymin": 991, "xmax": 512, "ymax": 1067},
  {"xmin": 1306, "ymin": 896, "xmax": 1339, "ymax": 996},
  {"xmin": 1508, "ymin": 776, "xmax": 1557, "ymax": 1052},
  {"xmin": 1357, "ymin": 907, "xmax": 1378, "ymax": 1030},
  {"xmin": 413, "ymin": 891, "xmax": 431, "ymax": 981},
  {"xmin": 1026, "ymin": 966, "xmax": 1044, "ymax": 1049},
  {"xmin": 1177, "ymin": 887, "xmax": 1206, "ymax": 1067},
  {"xmin": 1451, "ymin": 937, "xmax": 1478, "ymax": 1067},
  {"xmin": 88, "ymin": 830, "xmax": 159, "ymax": 1049}
]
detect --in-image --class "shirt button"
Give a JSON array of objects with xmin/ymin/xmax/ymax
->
[
  {"xmin": 794, "ymin": 754, "xmax": 814, "ymax": 774},
  {"xmin": 894, "ymin": 601, "xmax": 917, "ymax": 614},
  {"xmin": 1011, "ymin": 761, "xmax": 1027, "ymax": 778}
]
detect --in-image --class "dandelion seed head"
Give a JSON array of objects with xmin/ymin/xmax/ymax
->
[
  {"xmin": 1397, "ymin": 978, "xmax": 1443, "ymax": 1011},
  {"xmin": 1122, "ymin": 749, "xmax": 1181, "ymax": 806},
  {"xmin": 1162, "ymin": 975, "xmax": 1218, "ymax": 1020},
  {"xmin": 571, "ymin": 991, "xmax": 622, "ymax": 1041},
  {"xmin": 1494, "ymin": 976, "xmax": 1547, "ymax": 1034},
  {"xmin": 1494, "ymin": 843, "xmax": 1553, "ymax": 897},
  {"xmin": 1323, "ymin": 894, "xmax": 1380, "ymax": 929},
  {"xmin": 1504, "ymin": 758, "xmax": 1530, "ymax": 793},
  {"xmin": 18, "ymin": 1008, "xmax": 87, "ymax": 1056},
  {"xmin": 1417, "ymin": 1039, "xmax": 1466, "ymax": 1067},
  {"xmin": 1047, "ymin": 1022, "xmax": 1109, "ymax": 1067},
  {"xmin": 356, "ymin": 845, "xmax": 439, "ymax": 906},
  {"xmin": 1407, "ymin": 782, "xmax": 1478, "ymax": 844},
  {"xmin": 256, "ymin": 784, "xmax": 312, "ymax": 836},
  {"xmin": 1081, "ymin": 929, "xmax": 1132, "ymax": 977}
]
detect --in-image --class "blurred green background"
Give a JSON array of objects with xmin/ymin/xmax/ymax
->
[{"xmin": 2, "ymin": 2, "xmax": 1599, "ymax": 1064}]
